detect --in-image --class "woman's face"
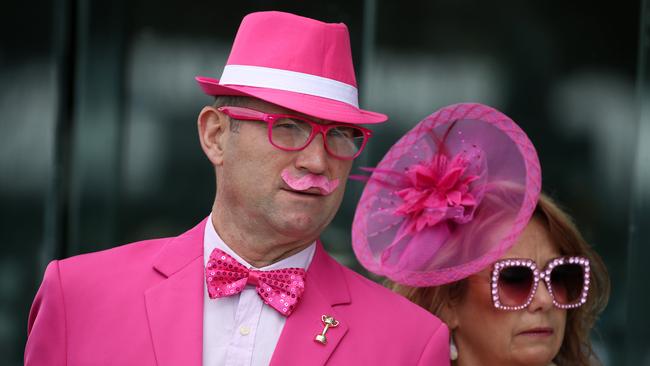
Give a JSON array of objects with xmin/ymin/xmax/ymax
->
[{"xmin": 449, "ymin": 219, "xmax": 566, "ymax": 366}]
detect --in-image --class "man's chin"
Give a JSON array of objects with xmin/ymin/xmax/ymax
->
[{"xmin": 273, "ymin": 213, "xmax": 331, "ymax": 238}]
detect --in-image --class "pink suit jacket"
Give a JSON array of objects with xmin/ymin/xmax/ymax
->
[{"xmin": 26, "ymin": 219, "xmax": 449, "ymax": 365}]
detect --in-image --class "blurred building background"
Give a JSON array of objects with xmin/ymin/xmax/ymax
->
[{"xmin": 1, "ymin": 0, "xmax": 648, "ymax": 364}]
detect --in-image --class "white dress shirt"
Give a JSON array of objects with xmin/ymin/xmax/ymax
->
[{"xmin": 202, "ymin": 214, "xmax": 316, "ymax": 366}]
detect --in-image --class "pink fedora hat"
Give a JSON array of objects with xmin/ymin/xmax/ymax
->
[
  {"xmin": 196, "ymin": 11, "xmax": 387, "ymax": 124},
  {"xmin": 351, "ymin": 103, "xmax": 541, "ymax": 287}
]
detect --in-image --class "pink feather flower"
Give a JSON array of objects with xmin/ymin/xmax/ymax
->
[{"xmin": 395, "ymin": 152, "xmax": 481, "ymax": 234}]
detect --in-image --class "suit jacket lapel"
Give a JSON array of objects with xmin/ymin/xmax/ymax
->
[
  {"xmin": 145, "ymin": 219, "xmax": 207, "ymax": 366},
  {"xmin": 270, "ymin": 242, "xmax": 351, "ymax": 366}
]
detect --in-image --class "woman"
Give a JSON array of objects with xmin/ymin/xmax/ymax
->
[
  {"xmin": 392, "ymin": 194, "xmax": 609, "ymax": 365},
  {"xmin": 351, "ymin": 103, "xmax": 610, "ymax": 365}
]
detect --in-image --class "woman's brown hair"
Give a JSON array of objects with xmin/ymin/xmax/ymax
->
[{"xmin": 389, "ymin": 193, "xmax": 611, "ymax": 365}]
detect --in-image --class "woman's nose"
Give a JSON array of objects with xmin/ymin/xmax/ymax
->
[{"xmin": 527, "ymin": 280, "xmax": 555, "ymax": 312}]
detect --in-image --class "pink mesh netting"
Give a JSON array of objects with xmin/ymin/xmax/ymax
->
[{"xmin": 351, "ymin": 103, "xmax": 541, "ymax": 287}]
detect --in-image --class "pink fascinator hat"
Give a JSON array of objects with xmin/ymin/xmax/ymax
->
[
  {"xmin": 351, "ymin": 103, "xmax": 541, "ymax": 287},
  {"xmin": 196, "ymin": 11, "xmax": 386, "ymax": 124}
]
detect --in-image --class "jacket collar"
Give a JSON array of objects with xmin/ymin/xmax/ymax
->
[
  {"xmin": 151, "ymin": 218, "xmax": 207, "ymax": 277},
  {"xmin": 145, "ymin": 218, "xmax": 207, "ymax": 366},
  {"xmin": 270, "ymin": 241, "xmax": 351, "ymax": 365}
]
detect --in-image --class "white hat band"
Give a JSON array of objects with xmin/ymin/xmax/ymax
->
[{"xmin": 219, "ymin": 65, "xmax": 359, "ymax": 107}]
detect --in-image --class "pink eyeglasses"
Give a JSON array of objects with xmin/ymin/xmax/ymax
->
[
  {"xmin": 217, "ymin": 106, "xmax": 373, "ymax": 160},
  {"xmin": 491, "ymin": 256, "xmax": 591, "ymax": 310}
]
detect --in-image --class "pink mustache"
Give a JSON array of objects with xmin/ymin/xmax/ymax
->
[{"xmin": 281, "ymin": 169, "xmax": 340, "ymax": 195}]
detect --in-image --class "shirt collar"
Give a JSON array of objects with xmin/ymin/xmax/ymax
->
[{"xmin": 203, "ymin": 213, "xmax": 316, "ymax": 270}]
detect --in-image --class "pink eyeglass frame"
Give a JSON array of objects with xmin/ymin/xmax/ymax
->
[
  {"xmin": 217, "ymin": 106, "xmax": 373, "ymax": 160},
  {"xmin": 491, "ymin": 256, "xmax": 591, "ymax": 311}
]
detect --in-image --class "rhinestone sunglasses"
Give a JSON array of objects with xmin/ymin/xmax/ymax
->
[{"xmin": 491, "ymin": 256, "xmax": 591, "ymax": 310}]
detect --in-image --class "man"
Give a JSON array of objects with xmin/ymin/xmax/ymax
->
[{"xmin": 25, "ymin": 11, "xmax": 449, "ymax": 365}]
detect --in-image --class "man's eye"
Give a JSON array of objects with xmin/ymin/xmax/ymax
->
[
  {"xmin": 273, "ymin": 119, "xmax": 301, "ymax": 129},
  {"xmin": 329, "ymin": 127, "xmax": 355, "ymax": 139}
]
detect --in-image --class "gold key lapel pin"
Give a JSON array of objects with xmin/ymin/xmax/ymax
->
[{"xmin": 314, "ymin": 315, "xmax": 339, "ymax": 345}]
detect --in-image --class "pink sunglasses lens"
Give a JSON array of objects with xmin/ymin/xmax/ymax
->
[
  {"xmin": 550, "ymin": 263, "xmax": 584, "ymax": 305},
  {"xmin": 498, "ymin": 266, "xmax": 534, "ymax": 306}
]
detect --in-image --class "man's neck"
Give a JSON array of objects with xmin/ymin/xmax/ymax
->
[{"xmin": 210, "ymin": 208, "xmax": 316, "ymax": 268}]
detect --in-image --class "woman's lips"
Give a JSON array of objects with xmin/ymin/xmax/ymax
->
[{"xmin": 518, "ymin": 327, "xmax": 554, "ymax": 337}]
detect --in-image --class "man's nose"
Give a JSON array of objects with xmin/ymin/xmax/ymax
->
[{"xmin": 295, "ymin": 133, "xmax": 328, "ymax": 174}]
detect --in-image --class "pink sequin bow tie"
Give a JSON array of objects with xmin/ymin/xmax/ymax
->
[{"xmin": 205, "ymin": 248, "xmax": 306, "ymax": 316}]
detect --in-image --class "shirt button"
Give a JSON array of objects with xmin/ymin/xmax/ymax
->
[{"xmin": 239, "ymin": 326, "xmax": 251, "ymax": 336}]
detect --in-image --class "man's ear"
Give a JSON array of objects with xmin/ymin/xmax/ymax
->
[{"xmin": 198, "ymin": 106, "xmax": 228, "ymax": 166}]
